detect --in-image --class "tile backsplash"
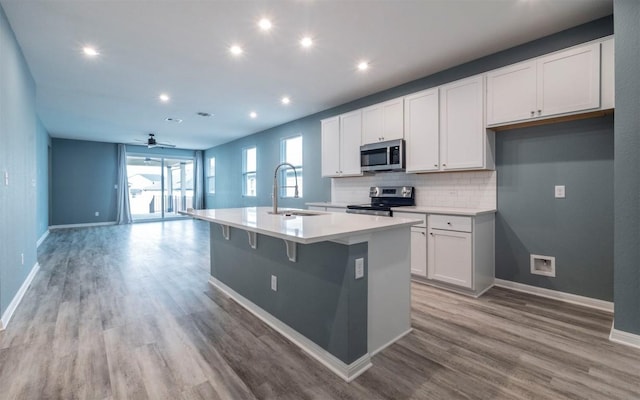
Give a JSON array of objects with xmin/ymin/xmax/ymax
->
[{"xmin": 331, "ymin": 170, "xmax": 496, "ymax": 209}]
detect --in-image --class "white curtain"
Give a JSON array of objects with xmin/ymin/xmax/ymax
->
[
  {"xmin": 116, "ymin": 144, "xmax": 132, "ymax": 224},
  {"xmin": 194, "ymin": 150, "xmax": 204, "ymax": 209}
]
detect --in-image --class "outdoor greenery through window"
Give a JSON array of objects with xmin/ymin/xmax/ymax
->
[
  {"xmin": 243, "ymin": 147, "xmax": 257, "ymax": 197},
  {"xmin": 208, "ymin": 157, "xmax": 215, "ymax": 194},
  {"xmin": 280, "ymin": 135, "xmax": 303, "ymax": 198}
]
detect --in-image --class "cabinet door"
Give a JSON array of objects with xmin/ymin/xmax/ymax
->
[
  {"xmin": 339, "ymin": 110, "xmax": 363, "ymax": 176},
  {"xmin": 381, "ymin": 98, "xmax": 404, "ymax": 141},
  {"xmin": 410, "ymin": 228, "xmax": 427, "ymax": 276},
  {"xmin": 362, "ymin": 105, "xmax": 383, "ymax": 144},
  {"xmin": 321, "ymin": 117, "xmax": 341, "ymax": 177},
  {"xmin": 428, "ymin": 228, "xmax": 472, "ymax": 289},
  {"xmin": 404, "ymin": 89, "xmax": 439, "ymax": 172},
  {"xmin": 486, "ymin": 61, "xmax": 537, "ymax": 125},
  {"xmin": 538, "ymin": 43, "xmax": 600, "ymax": 117},
  {"xmin": 440, "ymin": 75, "xmax": 485, "ymax": 170}
]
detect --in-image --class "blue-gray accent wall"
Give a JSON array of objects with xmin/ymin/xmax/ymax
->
[
  {"xmin": 49, "ymin": 141, "xmax": 197, "ymax": 226},
  {"xmin": 0, "ymin": 4, "xmax": 45, "ymax": 317},
  {"xmin": 51, "ymin": 138, "xmax": 118, "ymax": 225},
  {"xmin": 496, "ymin": 116, "xmax": 614, "ymax": 301},
  {"xmin": 210, "ymin": 223, "xmax": 368, "ymax": 364},
  {"xmin": 205, "ymin": 16, "xmax": 613, "ymax": 211},
  {"xmin": 613, "ymin": 0, "xmax": 640, "ymax": 335}
]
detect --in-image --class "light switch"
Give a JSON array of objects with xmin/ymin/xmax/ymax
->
[
  {"xmin": 355, "ymin": 258, "xmax": 364, "ymax": 279},
  {"xmin": 555, "ymin": 185, "xmax": 565, "ymax": 199}
]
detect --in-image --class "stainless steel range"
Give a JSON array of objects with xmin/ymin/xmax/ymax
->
[{"xmin": 346, "ymin": 186, "xmax": 414, "ymax": 217}]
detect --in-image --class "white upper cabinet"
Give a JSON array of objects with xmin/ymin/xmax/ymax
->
[
  {"xmin": 321, "ymin": 111, "xmax": 363, "ymax": 178},
  {"xmin": 486, "ymin": 61, "xmax": 537, "ymax": 125},
  {"xmin": 440, "ymin": 75, "xmax": 491, "ymax": 171},
  {"xmin": 362, "ymin": 98, "xmax": 404, "ymax": 144},
  {"xmin": 538, "ymin": 43, "xmax": 600, "ymax": 117},
  {"xmin": 321, "ymin": 117, "xmax": 341, "ymax": 177},
  {"xmin": 339, "ymin": 110, "xmax": 364, "ymax": 176},
  {"xmin": 487, "ymin": 42, "xmax": 603, "ymax": 127},
  {"xmin": 404, "ymin": 89, "xmax": 440, "ymax": 172}
]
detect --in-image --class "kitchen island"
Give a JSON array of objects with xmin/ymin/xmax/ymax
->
[{"xmin": 182, "ymin": 207, "xmax": 421, "ymax": 381}]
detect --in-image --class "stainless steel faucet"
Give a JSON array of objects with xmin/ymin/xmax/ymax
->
[{"xmin": 272, "ymin": 162, "xmax": 299, "ymax": 214}]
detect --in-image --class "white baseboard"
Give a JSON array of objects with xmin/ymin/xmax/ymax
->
[
  {"xmin": 494, "ymin": 279, "xmax": 613, "ymax": 312},
  {"xmin": 49, "ymin": 221, "xmax": 116, "ymax": 230},
  {"xmin": 0, "ymin": 262, "xmax": 40, "ymax": 330},
  {"xmin": 209, "ymin": 276, "xmax": 372, "ymax": 382},
  {"xmin": 610, "ymin": 323, "xmax": 640, "ymax": 350},
  {"xmin": 36, "ymin": 230, "xmax": 49, "ymax": 247}
]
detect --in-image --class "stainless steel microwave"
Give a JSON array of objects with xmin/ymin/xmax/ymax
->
[{"xmin": 360, "ymin": 139, "xmax": 405, "ymax": 172}]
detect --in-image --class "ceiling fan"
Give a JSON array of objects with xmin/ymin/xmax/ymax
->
[{"xmin": 133, "ymin": 133, "xmax": 176, "ymax": 148}]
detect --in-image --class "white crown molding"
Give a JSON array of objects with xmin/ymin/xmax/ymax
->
[{"xmin": 494, "ymin": 279, "xmax": 613, "ymax": 312}]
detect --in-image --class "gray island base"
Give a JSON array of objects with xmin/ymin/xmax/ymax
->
[{"xmin": 184, "ymin": 207, "xmax": 420, "ymax": 381}]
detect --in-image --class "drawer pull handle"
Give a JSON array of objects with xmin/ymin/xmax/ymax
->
[{"xmin": 447, "ymin": 222, "xmax": 452, "ymax": 225}]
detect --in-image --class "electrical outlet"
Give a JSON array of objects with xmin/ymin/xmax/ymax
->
[
  {"xmin": 555, "ymin": 185, "xmax": 566, "ymax": 199},
  {"xmin": 271, "ymin": 275, "xmax": 277, "ymax": 291},
  {"xmin": 21, "ymin": 253, "xmax": 24, "ymax": 265},
  {"xmin": 355, "ymin": 258, "xmax": 364, "ymax": 279},
  {"xmin": 95, "ymin": 211, "xmax": 100, "ymax": 217},
  {"xmin": 114, "ymin": 184, "xmax": 118, "ymax": 189},
  {"xmin": 4, "ymin": 171, "xmax": 8, "ymax": 186}
]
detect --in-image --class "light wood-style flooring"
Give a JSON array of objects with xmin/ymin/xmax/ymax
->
[{"xmin": 0, "ymin": 219, "xmax": 638, "ymax": 399}]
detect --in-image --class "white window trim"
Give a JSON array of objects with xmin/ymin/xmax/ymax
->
[
  {"xmin": 280, "ymin": 135, "xmax": 303, "ymax": 198},
  {"xmin": 242, "ymin": 146, "xmax": 257, "ymax": 197}
]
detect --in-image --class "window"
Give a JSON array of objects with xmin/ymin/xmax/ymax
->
[
  {"xmin": 280, "ymin": 135, "xmax": 303, "ymax": 197},
  {"xmin": 243, "ymin": 147, "xmax": 257, "ymax": 197},
  {"xmin": 208, "ymin": 157, "xmax": 216, "ymax": 194}
]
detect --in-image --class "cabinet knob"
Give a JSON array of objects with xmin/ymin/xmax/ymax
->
[
  {"xmin": 447, "ymin": 222, "xmax": 451, "ymax": 225},
  {"xmin": 442, "ymin": 163, "xmax": 446, "ymax": 167},
  {"xmin": 434, "ymin": 164, "xmax": 438, "ymax": 167},
  {"xmin": 538, "ymin": 110, "xmax": 542, "ymax": 115},
  {"xmin": 421, "ymin": 232, "xmax": 426, "ymax": 236},
  {"xmin": 429, "ymin": 232, "xmax": 434, "ymax": 236},
  {"xmin": 530, "ymin": 111, "xmax": 535, "ymax": 117}
]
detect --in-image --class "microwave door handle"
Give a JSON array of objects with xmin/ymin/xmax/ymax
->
[{"xmin": 387, "ymin": 146, "xmax": 391, "ymax": 164}]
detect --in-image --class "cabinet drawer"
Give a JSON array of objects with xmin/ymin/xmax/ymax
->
[
  {"xmin": 394, "ymin": 212, "xmax": 426, "ymax": 227},
  {"xmin": 429, "ymin": 215, "xmax": 472, "ymax": 232}
]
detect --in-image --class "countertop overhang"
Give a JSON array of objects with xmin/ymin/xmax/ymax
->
[{"xmin": 182, "ymin": 207, "xmax": 421, "ymax": 244}]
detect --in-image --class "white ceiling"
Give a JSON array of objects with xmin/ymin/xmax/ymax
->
[{"xmin": 1, "ymin": 0, "xmax": 612, "ymax": 150}]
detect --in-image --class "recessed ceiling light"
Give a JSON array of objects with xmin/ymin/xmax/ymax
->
[
  {"xmin": 159, "ymin": 93, "xmax": 170, "ymax": 102},
  {"xmin": 249, "ymin": 111, "xmax": 257, "ymax": 119},
  {"xmin": 258, "ymin": 18, "xmax": 272, "ymax": 31},
  {"xmin": 83, "ymin": 46, "xmax": 99, "ymax": 57},
  {"xmin": 230, "ymin": 45, "xmax": 243, "ymax": 56},
  {"xmin": 357, "ymin": 61, "xmax": 369, "ymax": 71},
  {"xmin": 165, "ymin": 117, "xmax": 182, "ymax": 123},
  {"xmin": 281, "ymin": 96, "xmax": 291, "ymax": 105},
  {"xmin": 300, "ymin": 36, "xmax": 313, "ymax": 48}
]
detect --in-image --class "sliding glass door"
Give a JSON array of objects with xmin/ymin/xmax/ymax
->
[{"xmin": 126, "ymin": 155, "xmax": 194, "ymax": 221}]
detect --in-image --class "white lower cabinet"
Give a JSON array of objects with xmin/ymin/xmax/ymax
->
[
  {"xmin": 426, "ymin": 213, "xmax": 495, "ymax": 297},
  {"xmin": 428, "ymin": 228, "xmax": 472, "ymax": 288},
  {"xmin": 410, "ymin": 227, "xmax": 427, "ymax": 276}
]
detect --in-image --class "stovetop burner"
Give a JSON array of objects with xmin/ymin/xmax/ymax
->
[{"xmin": 346, "ymin": 186, "xmax": 414, "ymax": 216}]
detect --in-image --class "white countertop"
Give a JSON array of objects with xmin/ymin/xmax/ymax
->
[
  {"xmin": 183, "ymin": 207, "xmax": 421, "ymax": 244},
  {"xmin": 305, "ymin": 202, "xmax": 351, "ymax": 209},
  {"xmin": 306, "ymin": 202, "xmax": 496, "ymax": 216},
  {"xmin": 393, "ymin": 206, "xmax": 496, "ymax": 216}
]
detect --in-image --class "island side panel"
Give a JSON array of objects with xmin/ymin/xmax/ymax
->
[
  {"xmin": 367, "ymin": 226, "xmax": 412, "ymax": 354},
  {"xmin": 209, "ymin": 222, "xmax": 368, "ymax": 365}
]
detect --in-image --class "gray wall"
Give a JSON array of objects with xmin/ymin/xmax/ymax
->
[
  {"xmin": 613, "ymin": 0, "xmax": 640, "ymax": 334},
  {"xmin": 496, "ymin": 116, "xmax": 614, "ymax": 301},
  {"xmin": 0, "ymin": 5, "xmax": 39, "ymax": 316},
  {"xmin": 204, "ymin": 16, "xmax": 613, "ymax": 211},
  {"xmin": 51, "ymin": 138, "xmax": 118, "ymax": 225},
  {"xmin": 49, "ymin": 141, "xmax": 197, "ymax": 226},
  {"xmin": 210, "ymin": 223, "xmax": 368, "ymax": 364}
]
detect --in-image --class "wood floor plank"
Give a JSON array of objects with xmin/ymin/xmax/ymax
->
[{"xmin": 0, "ymin": 220, "xmax": 638, "ymax": 400}]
